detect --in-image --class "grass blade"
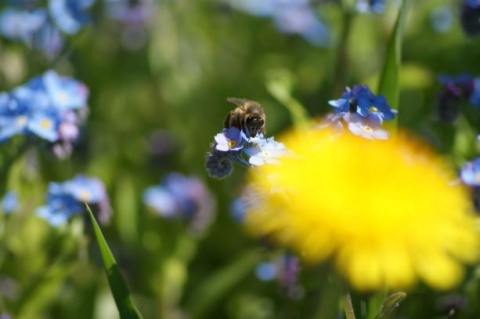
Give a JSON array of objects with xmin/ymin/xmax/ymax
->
[
  {"xmin": 377, "ymin": 0, "xmax": 410, "ymax": 113},
  {"xmin": 86, "ymin": 204, "xmax": 144, "ymax": 319}
]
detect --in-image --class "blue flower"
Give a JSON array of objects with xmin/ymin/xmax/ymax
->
[
  {"xmin": 431, "ymin": 6, "xmax": 454, "ymax": 33},
  {"xmin": 214, "ymin": 127, "xmax": 247, "ymax": 152},
  {"xmin": 255, "ymin": 262, "xmax": 278, "ymax": 281},
  {"xmin": 37, "ymin": 182, "xmax": 83, "ymax": 226},
  {"xmin": 253, "ymin": 254, "xmax": 303, "ymax": 298},
  {"xmin": 0, "ymin": 8, "xmax": 46, "ymax": 42},
  {"xmin": 272, "ymin": 3, "xmax": 330, "ymax": 47},
  {"xmin": 344, "ymin": 113, "xmax": 389, "ymax": 140},
  {"xmin": 36, "ymin": 175, "xmax": 110, "ymax": 226},
  {"xmin": 42, "ymin": 71, "xmax": 89, "ymax": 110},
  {"xmin": 57, "ymin": 111, "xmax": 81, "ymax": 142},
  {"xmin": 65, "ymin": 175, "xmax": 108, "ymax": 204},
  {"xmin": 143, "ymin": 173, "xmax": 216, "ymax": 235},
  {"xmin": 0, "ymin": 89, "xmax": 42, "ymax": 142},
  {"xmin": 356, "ymin": 0, "xmax": 386, "ymax": 14},
  {"xmin": 1, "ymin": 191, "xmax": 18, "ymax": 214},
  {"xmin": 143, "ymin": 186, "xmax": 178, "ymax": 218},
  {"xmin": 245, "ymin": 137, "xmax": 290, "ymax": 166},
  {"xmin": 49, "ymin": 0, "xmax": 96, "ymax": 35},
  {"xmin": 32, "ymin": 22, "xmax": 65, "ymax": 60},
  {"xmin": 460, "ymin": 158, "xmax": 480, "ymax": 187},
  {"xmin": 27, "ymin": 110, "xmax": 60, "ymax": 142}
]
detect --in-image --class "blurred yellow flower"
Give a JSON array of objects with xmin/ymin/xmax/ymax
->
[{"xmin": 244, "ymin": 128, "xmax": 480, "ymax": 291}]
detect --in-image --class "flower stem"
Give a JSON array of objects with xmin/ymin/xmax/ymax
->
[
  {"xmin": 343, "ymin": 288, "xmax": 357, "ymax": 319},
  {"xmin": 332, "ymin": 6, "xmax": 355, "ymax": 97}
]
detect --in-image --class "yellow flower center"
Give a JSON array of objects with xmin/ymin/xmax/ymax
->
[
  {"xmin": 15, "ymin": 116, "xmax": 27, "ymax": 127},
  {"xmin": 228, "ymin": 140, "xmax": 237, "ymax": 148},
  {"xmin": 369, "ymin": 106, "xmax": 378, "ymax": 113},
  {"xmin": 57, "ymin": 92, "xmax": 68, "ymax": 103},
  {"xmin": 77, "ymin": 189, "xmax": 91, "ymax": 202},
  {"xmin": 41, "ymin": 119, "xmax": 52, "ymax": 129},
  {"xmin": 362, "ymin": 125, "xmax": 373, "ymax": 132}
]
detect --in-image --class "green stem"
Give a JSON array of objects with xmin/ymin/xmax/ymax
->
[
  {"xmin": 0, "ymin": 139, "xmax": 31, "ymax": 195},
  {"xmin": 332, "ymin": 7, "xmax": 354, "ymax": 97},
  {"xmin": 343, "ymin": 288, "xmax": 357, "ymax": 319}
]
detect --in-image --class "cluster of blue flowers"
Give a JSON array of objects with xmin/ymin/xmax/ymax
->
[
  {"xmin": 143, "ymin": 172, "xmax": 217, "ymax": 235},
  {"xmin": 324, "ymin": 85, "xmax": 396, "ymax": 140},
  {"xmin": 0, "ymin": 0, "xmax": 96, "ymax": 59},
  {"xmin": 0, "ymin": 70, "xmax": 89, "ymax": 158},
  {"xmin": 205, "ymin": 127, "xmax": 290, "ymax": 179},
  {"xmin": 227, "ymin": 0, "xmax": 388, "ymax": 47},
  {"xmin": 227, "ymin": 0, "xmax": 331, "ymax": 47},
  {"xmin": 36, "ymin": 175, "xmax": 111, "ymax": 226}
]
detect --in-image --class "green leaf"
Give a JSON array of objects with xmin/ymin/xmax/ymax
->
[
  {"xmin": 377, "ymin": 0, "xmax": 410, "ymax": 113},
  {"xmin": 86, "ymin": 205, "xmax": 144, "ymax": 319},
  {"xmin": 373, "ymin": 292, "xmax": 407, "ymax": 319}
]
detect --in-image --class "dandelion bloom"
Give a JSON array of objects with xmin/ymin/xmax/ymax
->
[{"xmin": 244, "ymin": 128, "xmax": 480, "ymax": 291}]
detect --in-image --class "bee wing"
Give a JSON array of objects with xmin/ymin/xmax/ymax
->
[{"xmin": 226, "ymin": 97, "xmax": 250, "ymax": 107}]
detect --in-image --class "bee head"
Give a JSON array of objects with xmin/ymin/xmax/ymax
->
[{"xmin": 245, "ymin": 115, "xmax": 265, "ymax": 137}]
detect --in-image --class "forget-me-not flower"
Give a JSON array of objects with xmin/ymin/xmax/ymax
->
[
  {"xmin": 214, "ymin": 127, "xmax": 247, "ymax": 152},
  {"xmin": 143, "ymin": 173, "xmax": 217, "ymax": 235},
  {"xmin": 329, "ymin": 85, "xmax": 396, "ymax": 123},
  {"xmin": 324, "ymin": 85, "xmax": 395, "ymax": 140},
  {"xmin": 0, "ymin": 8, "xmax": 46, "ymax": 42},
  {"xmin": 36, "ymin": 175, "xmax": 111, "ymax": 226},
  {"xmin": 49, "ymin": 0, "xmax": 96, "ymax": 35},
  {"xmin": 345, "ymin": 113, "xmax": 389, "ymax": 140},
  {"xmin": 245, "ymin": 137, "xmax": 290, "ymax": 166},
  {"xmin": 0, "ymin": 70, "xmax": 89, "ymax": 157}
]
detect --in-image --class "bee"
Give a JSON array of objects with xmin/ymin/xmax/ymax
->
[{"xmin": 224, "ymin": 98, "xmax": 266, "ymax": 138}]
